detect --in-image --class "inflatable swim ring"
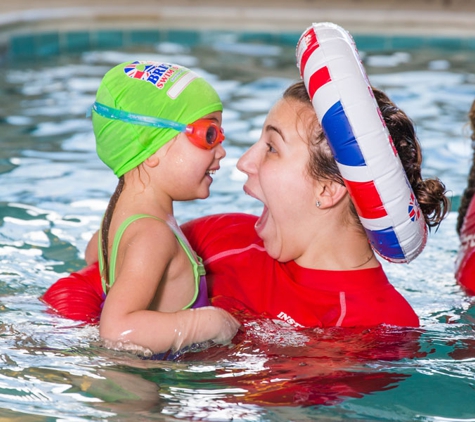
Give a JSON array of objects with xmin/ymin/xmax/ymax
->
[
  {"xmin": 296, "ymin": 22, "xmax": 427, "ymax": 263},
  {"xmin": 456, "ymin": 195, "xmax": 475, "ymax": 294},
  {"xmin": 41, "ymin": 261, "xmax": 103, "ymax": 323}
]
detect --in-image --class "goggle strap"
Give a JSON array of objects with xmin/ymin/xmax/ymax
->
[{"xmin": 90, "ymin": 102, "xmax": 188, "ymax": 132}]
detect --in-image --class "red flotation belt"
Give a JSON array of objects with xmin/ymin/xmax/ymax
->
[{"xmin": 41, "ymin": 262, "xmax": 104, "ymax": 323}]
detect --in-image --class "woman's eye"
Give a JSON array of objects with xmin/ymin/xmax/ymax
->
[{"xmin": 266, "ymin": 143, "xmax": 277, "ymax": 153}]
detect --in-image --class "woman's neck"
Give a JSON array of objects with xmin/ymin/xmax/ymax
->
[{"xmin": 295, "ymin": 218, "xmax": 378, "ymax": 271}]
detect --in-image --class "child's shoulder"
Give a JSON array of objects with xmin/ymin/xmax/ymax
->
[
  {"xmin": 118, "ymin": 214, "xmax": 179, "ymax": 254},
  {"xmin": 119, "ymin": 214, "xmax": 172, "ymax": 232}
]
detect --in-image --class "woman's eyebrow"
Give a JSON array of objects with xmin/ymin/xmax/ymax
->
[{"xmin": 265, "ymin": 124, "xmax": 286, "ymax": 142}]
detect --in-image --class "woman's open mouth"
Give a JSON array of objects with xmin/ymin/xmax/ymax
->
[{"xmin": 255, "ymin": 205, "xmax": 269, "ymax": 236}]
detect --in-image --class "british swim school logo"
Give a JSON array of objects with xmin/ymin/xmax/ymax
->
[{"xmin": 123, "ymin": 61, "xmax": 183, "ymax": 89}]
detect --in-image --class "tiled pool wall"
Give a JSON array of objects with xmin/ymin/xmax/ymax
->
[
  {"xmin": 2, "ymin": 26, "xmax": 474, "ymax": 211},
  {"xmin": 3, "ymin": 28, "xmax": 475, "ymax": 59}
]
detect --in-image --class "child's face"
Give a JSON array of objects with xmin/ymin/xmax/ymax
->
[{"xmin": 156, "ymin": 111, "xmax": 226, "ymax": 201}]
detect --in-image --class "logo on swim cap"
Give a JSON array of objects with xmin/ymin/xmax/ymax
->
[{"xmin": 123, "ymin": 61, "xmax": 187, "ymax": 90}]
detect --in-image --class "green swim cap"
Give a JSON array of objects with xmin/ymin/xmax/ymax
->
[{"xmin": 93, "ymin": 61, "xmax": 223, "ymax": 177}]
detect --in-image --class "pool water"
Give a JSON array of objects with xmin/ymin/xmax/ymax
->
[{"xmin": 1, "ymin": 29, "xmax": 475, "ymax": 421}]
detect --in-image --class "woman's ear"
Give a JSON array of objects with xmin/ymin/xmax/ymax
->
[{"xmin": 316, "ymin": 180, "xmax": 347, "ymax": 209}]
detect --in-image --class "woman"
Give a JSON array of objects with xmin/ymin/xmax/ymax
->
[
  {"xmin": 456, "ymin": 99, "xmax": 475, "ymax": 236},
  {"xmin": 181, "ymin": 81, "xmax": 449, "ymax": 328},
  {"xmin": 455, "ymin": 99, "xmax": 475, "ymax": 293},
  {"xmin": 42, "ymin": 81, "xmax": 449, "ymax": 329}
]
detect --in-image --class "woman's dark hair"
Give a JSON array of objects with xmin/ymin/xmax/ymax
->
[
  {"xmin": 456, "ymin": 100, "xmax": 475, "ymax": 235},
  {"xmin": 283, "ymin": 80, "xmax": 449, "ymax": 229}
]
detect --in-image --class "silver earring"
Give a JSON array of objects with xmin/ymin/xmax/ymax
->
[{"xmin": 316, "ymin": 201, "xmax": 321, "ymax": 208}]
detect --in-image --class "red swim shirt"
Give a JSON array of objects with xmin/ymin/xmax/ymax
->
[
  {"xmin": 456, "ymin": 193, "xmax": 475, "ymax": 295},
  {"xmin": 182, "ymin": 213, "xmax": 419, "ymax": 328}
]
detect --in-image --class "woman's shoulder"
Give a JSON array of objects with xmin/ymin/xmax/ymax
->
[
  {"xmin": 286, "ymin": 261, "xmax": 388, "ymax": 291},
  {"xmin": 342, "ymin": 266, "xmax": 419, "ymax": 327},
  {"xmin": 181, "ymin": 213, "xmax": 261, "ymax": 263},
  {"xmin": 182, "ymin": 213, "xmax": 259, "ymax": 243},
  {"xmin": 183, "ymin": 213, "xmax": 258, "ymax": 231},
  {"xmin": 286, "ymin": 262, "xmax": 419, "ymax": 327}
]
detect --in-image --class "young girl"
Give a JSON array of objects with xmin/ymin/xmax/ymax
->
[{"xmin": 73, "ymin": 61, "xmax": 239, "ymax": 355}]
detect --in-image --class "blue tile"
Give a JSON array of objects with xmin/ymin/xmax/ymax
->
[
  {"xmin": 354, "ymin": 35, "xmax": 390, "ymax": 51},
  {"xmin": 36, "ymin": 32, "xmax": 60, "ymax": 56},
  {"xmin": 163, "ymin": 30, "xmax": 201, "ymax": 46},
  {"xmin": 5, "ymin": 28, "xmax": 475, "ymax": 61},
  {"xmin": 94, "ymin": 30, "xmax": 124, "ymax": 48},
  {"xmin": 129, "ymin": 30, "xmax": 161, "ymax": 45},
  {"xmin": 274, "ymin": 32, "xmax": 300, "ymax": 47},
  {"xmin": 65, "ymin": 31, "xmax": 91, "ymax": 53},
  {"xmin": 389, "ymin": 36, "xmax": 428, "ymax": 50},
  {"xmin": 427, "ymin": 37, "xmax": 465, "ymax": 50},
  {"xmin": 461, "ymin": 37, "xmax": 475, "ymax": 49},
  {"xmin": 238, "ymin": 32, "xmax": 276, "ymax": 44},
  {"xmin": 9, "ymin": 34, "xmax": 36, "ymax": 58}
]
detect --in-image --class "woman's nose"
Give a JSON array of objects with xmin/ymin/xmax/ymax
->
[{"xmin": 237, "ymin": 143, "xmax": 257, "ymax": 175}]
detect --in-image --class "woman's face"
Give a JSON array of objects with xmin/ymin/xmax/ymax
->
[{"xmin": 237, "ymin": 98, "xmax": 321, "ymax": 262}]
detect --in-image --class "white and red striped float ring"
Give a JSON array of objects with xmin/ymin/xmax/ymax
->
[{"xmin": 296, "ymin": 22, "xmax": 427, "ymax": 263}]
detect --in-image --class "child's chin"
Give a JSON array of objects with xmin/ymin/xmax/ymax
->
[{"xmin": 193, "ymin": 191, "xmax": 210, "ymax": 200}]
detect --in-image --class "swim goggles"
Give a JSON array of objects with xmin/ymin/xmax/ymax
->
[{"xmin": 89, "ymin": 102, "xmax": 225, "ymax": 150}]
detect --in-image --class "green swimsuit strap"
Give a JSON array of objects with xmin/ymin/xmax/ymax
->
[
  {"xmin": 98, "ymin": 215, "xmax": 131, "ymax": 294},
  {"xmin": 98, "ymin": 214, "xmax": 204, "ymax": 309},
  {"xmin": 166, "ymin": 218, "xmax": 206, "ymax": 309}
]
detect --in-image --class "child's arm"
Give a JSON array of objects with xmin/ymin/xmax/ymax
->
[
  {"xmin": 101, "ymin": 305, "xmax": 240, "ymax": 353},
  {"xmin": 85, "ymin": 230, "xmax": 99, "ymax": 265},
  {"xmin": 99, "ymin": 219, "xmax": 240, "ymax": 354}
]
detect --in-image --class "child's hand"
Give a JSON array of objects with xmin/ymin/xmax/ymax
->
[
  {"xmin": 200, "ymin": 306, "xmax": 241, "ymax": 345},
  {"xmin": 173, "ymin": 306, "xmax": 240, "ymax": 351}
]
